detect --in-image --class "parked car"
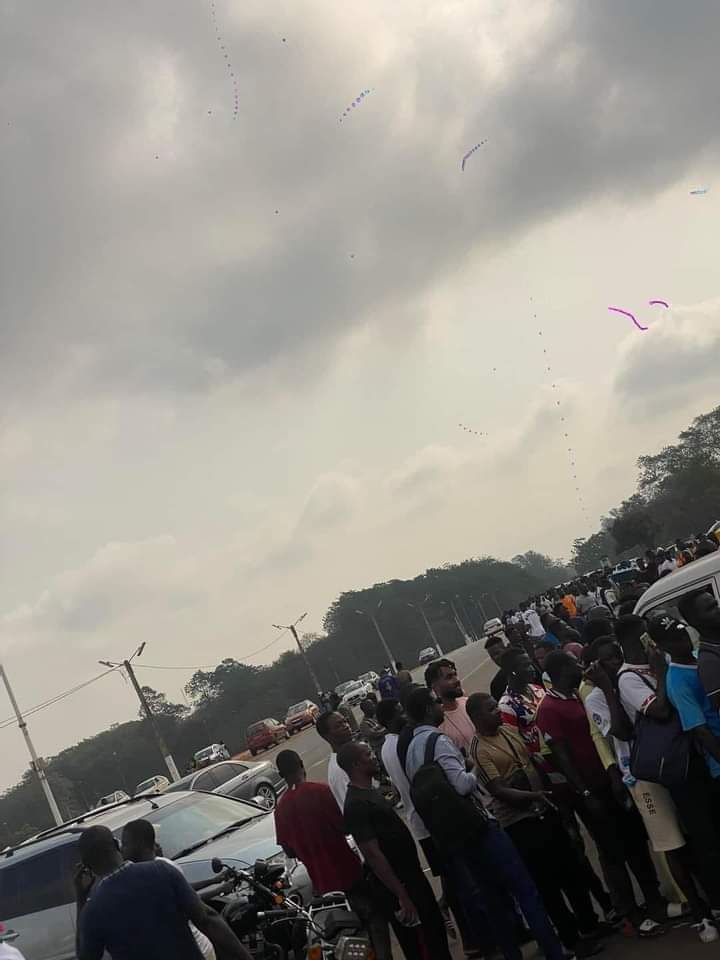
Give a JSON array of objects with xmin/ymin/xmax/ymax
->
[
  {"xmin": 284, "ymin": 699, "xmax": 320, "ymax": 735},
  {"xmin": 246, "ymin": 718, "xmax": 289, "ymax": 756},
  {"xmin": 634, "ymin": 550, "xmax": 720, "ymax": 644},
  {"xmin": 193, "ymin": 743, "xmax": 230, "ymax": 769},
  {"xmin": 165, "ymin": 758, "xmax": 287, "ymax": 810},
  {"xmin": 134, "ymin": 775, "xmax": 169, "ymax": 797},
  {"xmin": 358, "ymin": 670, "xmax": 380, "ymax": 689},
  {"xmin": 482, "ymin": 617, "xmax": 504, "ymax": 638},
  {"xmin": 418, "ymin": 646, "xmax": 438, "ymax": 665},
  {"xmin": 0, "ymin": 791, "xmax": 310, "ymax": 960},
  {"xmin": 334, "ymin": 679, "xmax": 372, "ymax": 708},
  {"xmin": 94, "ymin": 789, "xmax": 130, "ymax": 808}
]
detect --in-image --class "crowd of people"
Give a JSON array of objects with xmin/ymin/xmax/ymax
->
[
  {"xmin": 9, "ymin": 538, "xmax": 718, "ymax": 960},
  {"xmin": 273, "ymin": 555, "xmax": 720, "ymax": 960}
]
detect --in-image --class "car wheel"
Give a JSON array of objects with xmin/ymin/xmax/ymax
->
[
  {"xmin": 250, "ymin": 749, "xmax": 257, "ymax": 757},
  {"xmin": 284, "ymin": 730, "xmax": 290, "ymax": 740},
  {"xmin": 255, "ymin": 784, "xmax": 276, "ymax": 810}
]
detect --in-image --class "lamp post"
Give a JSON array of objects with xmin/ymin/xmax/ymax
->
[
  {"xmin": 407, "ymin": 597, "xmax": 444, "ymax": 655},
  {"xmin": 99, "ymin": 643, "xmax": 180, "ymax": 782},
  {"xmin": 355, "ymin": 602, "xmax": 397, "ymax": 672}
]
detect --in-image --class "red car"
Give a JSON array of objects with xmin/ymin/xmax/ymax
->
[
  {"xmin": 246, "ymin": 718, "xmax": 289, "ymax": 756},
  {"xmin": 284, "ymin": 699, "xmax": 320, "ymax": 735}
]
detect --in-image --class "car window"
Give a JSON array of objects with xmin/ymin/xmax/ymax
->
[
  {"xmin": 0, "ymin": 841, "xmax": 79, "ymax": 917},
  {"xmin": 146, "ymin": 793, "xmax": 264, "ymax": 859},
  {"xmin": 247, "ymin": 722, "xmax": 267, "ymax": 736},
  {"xmin": 212, "ymin": 764, "xmax": 246, "ymax": 787},
  {"xmin": 194, "ymin": 769, "xmax": 220, "ymax": 790}
]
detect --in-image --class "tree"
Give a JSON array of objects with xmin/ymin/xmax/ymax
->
[
  {"xmin": 138, "ymin": 687, "xmax": 188, "ymax": 720},
  {"xmin": 610, "ymin": 495, "xmax": 661, "ymax": 553},
  {"xmin": 571, "ymin": 530, "xmax": 615, "ymax": 573},
  {"xmin": 512, "ymin": 551, "xmax": 574, "ymax": 583}
]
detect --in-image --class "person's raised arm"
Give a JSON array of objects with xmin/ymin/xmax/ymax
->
[{"xmin": 643, "ymin": 650, "xmax": 672, "ymax": 721}]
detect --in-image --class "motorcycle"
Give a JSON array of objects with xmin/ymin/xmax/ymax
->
[{"xmin": 193, "ymin": 857, "xmax": 372, "ymax": 959}]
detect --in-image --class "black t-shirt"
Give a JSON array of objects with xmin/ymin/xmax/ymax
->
[
  {"xmin": 490, "ymin": 669, "xmax": 508, "ymax": 701},
  {"xmin": 344, "ymin": 784, "xmax": 420, "ymax": 881}
]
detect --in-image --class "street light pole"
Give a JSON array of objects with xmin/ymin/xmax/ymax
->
[
  {"xmin": 0, "ymin": 664, "xmax": 63, "ymax": 826},
  {"xmin": 355, "ymin": 604, "xmax": 397, "ymax": 673},
  {"xmin": 407, "ymin": 599, "xmax": 444, "ymax": 656},
  {"xmin": 99, "ymin": 644, "xmax": 180, "ymax": 782},
  {"xmin": 272, "ymin": 613, "xmax": 323, "ymax": 698}
]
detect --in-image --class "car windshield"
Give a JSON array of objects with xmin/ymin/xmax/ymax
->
[
  {"xmin": 247, "ymin": 722, "xmax": 267, "ymax": 735},
  {"xmin": 335, "ymin": 681, "xmax": 356, "ymax": 695},
  {"xmin": 287, "ymin": 701, "xmax": 309, "ymax": 715},
  {"xmin": 147, "ymin": 793, "xmax": 265, "ymax": 859},
  {"xmin": 194, "ymin": 747, "xmax": 215, "ymax": 760}
]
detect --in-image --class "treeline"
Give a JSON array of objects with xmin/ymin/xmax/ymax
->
[
  {"xmin": 0, "ymin": 552, "xmax": 572, "ymax": 846},
  {"xmin": 572, "ymin": 405, "xmax": 720, "ymax": 573}
]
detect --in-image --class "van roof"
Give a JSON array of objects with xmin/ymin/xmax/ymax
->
[{"xmin": 634, "ymin": 551, "xmax": 720, "ymax": 616}]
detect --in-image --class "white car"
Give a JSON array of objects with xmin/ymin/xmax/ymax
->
[
  {"xmin": 94, "ymin": 790, "xmax": 130, "ymax": 809},
  {"xmin": 358, "ymin": 670, "xmax": 379, "ymax": 689},
  {"xmin": 418, "ymin": 646, "xmax": 438, "ymax": 665},
  {"xmin": 134, "ymin": 775, "xmax": 170, "ymax": 797},
  {"xmin": 482, "ymin": 617, "xmax": 504, "ymax": 638},
  {"xmin": 335, "ymin": 679, "xmax": 372, "ymax": 707}
]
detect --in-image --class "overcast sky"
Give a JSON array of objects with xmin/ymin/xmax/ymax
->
[{"xmin": 2, "ymin": 0, "xmax": 720, "ymax": 793}]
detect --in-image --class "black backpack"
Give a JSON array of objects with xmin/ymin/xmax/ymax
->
[
  {"xmin": 407, "ymin": 732, "xmax": 489, "ymax": 852},
  {"xmin": 625, "ymin": 671, "xmax": 690, "ymax": 787}
]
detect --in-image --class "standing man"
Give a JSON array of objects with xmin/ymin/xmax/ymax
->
[
  {"xmin": 357, "ymin": 698, "xmax": 387, "ymax": 757},
  {"xmin": 678, "ymin": 590, "xmax": 720, "ymax": 711},
  {"xmin": 316, "ymin": 710, "xmax": 355, "ymax": 810},
  {"xmin": 329, "ymin": 692, "xmax": 359, "ymax": 732},
  {"xmin": 403, "ymin": 688, "xmax": 565, "ymax": 960},
  {"xmin": 521, "ymin": 601, "xmax": 547, "ymax": 644},
  {"xmin": 272, "ymin": 750, "xmax": 363, "ymax": 895},
  {"xmin": 486, "ymin": 634, "xmax": 511, "ymax": 701},
  {"xmin": 378, "ymin": 668, "xmax": 400, "ymax": 700},
  {"xmin": 338, "ymin": 740, "xmax": 453, "ymax": 960},
  {"xmin": 537, "ymin": 651, "xmax": 674, "ymax": 937},
  {"xmin": 467, "ymin": 692, "xmax": 606, "ymax": 958},
  {"xmin": 424, "ymin": 658, "xmax": 475, "ymax": 752},
  {"xmin": 497, "ymin": 648, "xmax": 547, "ymax": 755},
  {"xmin": 74, "ymin": 826, "xmax": 250, "ymax": 960}
]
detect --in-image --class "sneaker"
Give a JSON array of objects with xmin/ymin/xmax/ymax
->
[
  {"xmin": 635, "ymin": 918, "xmax": 666, "ymax": 938},
  {"xmin": 693, "ymin": 919, "xmax": 719, "ymax": 944},
  {"xmin": 603, "ymin": 909, "xmax": 624, "ymax": 929}
]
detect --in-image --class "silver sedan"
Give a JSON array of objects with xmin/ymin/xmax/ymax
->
[{"xmin": 165, "ymin": 758, "xmax": 286, "ymax": 810}]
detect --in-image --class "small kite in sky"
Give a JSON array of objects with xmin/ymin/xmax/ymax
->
[
  {"xmin": 690, "ymin": 187, "xmax": 709, "ymax": 195},
  {"xmin": 461, "ymin": 139, "xmax": 487, "ymax": 171},
  {"xmin": 339, "ymin": 89, "xmax": 372, "ymax": 123}
]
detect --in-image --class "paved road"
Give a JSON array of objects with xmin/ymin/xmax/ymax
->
[{"xmin": 251, "ymin": 642, "xmax": 712, "ymax": 960}]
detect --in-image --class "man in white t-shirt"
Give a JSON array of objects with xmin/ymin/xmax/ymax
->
[
  {"xmin": 316, "ymin": 710, "xmax": 355, "ymax": 810},
  {"xmin": 521, "ymin": 602, "xmax": 546, "ymax": 641}
]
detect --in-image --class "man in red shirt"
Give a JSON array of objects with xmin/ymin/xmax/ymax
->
[
  {"xmin": 274, "ymin": 749, "xmax": 362, "ymax": 895},
  {"xmin": 536, "ymin": 652, "xmax": 670, "ymax": 937}
]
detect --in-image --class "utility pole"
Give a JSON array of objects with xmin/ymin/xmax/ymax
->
[
  {"xmin": 355, "ymin": 602, "xmax": 397, "ymax": 672},
  {"xmin": 472, "ymin": 595, "xmax": 489, "ymax": 625},
  {"xmin": 0, "ymin": 664, "xmax": 63, "ymax": 826},
  {"xmin": 273, "ymin": 613, "xmax": 323, "ymax": 698},
  {"xmin": 99, "ymin": 644, "xmax": 180, "ymax": 782}
]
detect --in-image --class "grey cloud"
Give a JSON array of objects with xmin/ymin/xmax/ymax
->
[
  {"xmin": 2, "ymin": 1, "xmax": 720, "ymax": 404},
  {"xmin": 613, "ymin": 300, "xmax": 720, "ymax": 417}
]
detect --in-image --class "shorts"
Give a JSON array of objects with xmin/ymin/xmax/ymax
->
[{"xmin": 629, "ymin": 779, "xmax": 685, "ymax": 852}]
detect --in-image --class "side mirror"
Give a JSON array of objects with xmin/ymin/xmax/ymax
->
[{"xmin": 211, "ymin": 857, "xmax": 224, "ymax": 875}]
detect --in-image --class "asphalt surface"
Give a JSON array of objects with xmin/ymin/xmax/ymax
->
[{"xmin": 250, "ymin": 641, "xmax": 715, "ymax": 960}]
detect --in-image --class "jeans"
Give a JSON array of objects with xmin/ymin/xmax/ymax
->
[
  {"xmin": 506, "ymin": 812, "xmax": 599, "ymax": 948},
  {"xmin": 449, "ymin": 822, "xmax": 565, "ymax": 960}
]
